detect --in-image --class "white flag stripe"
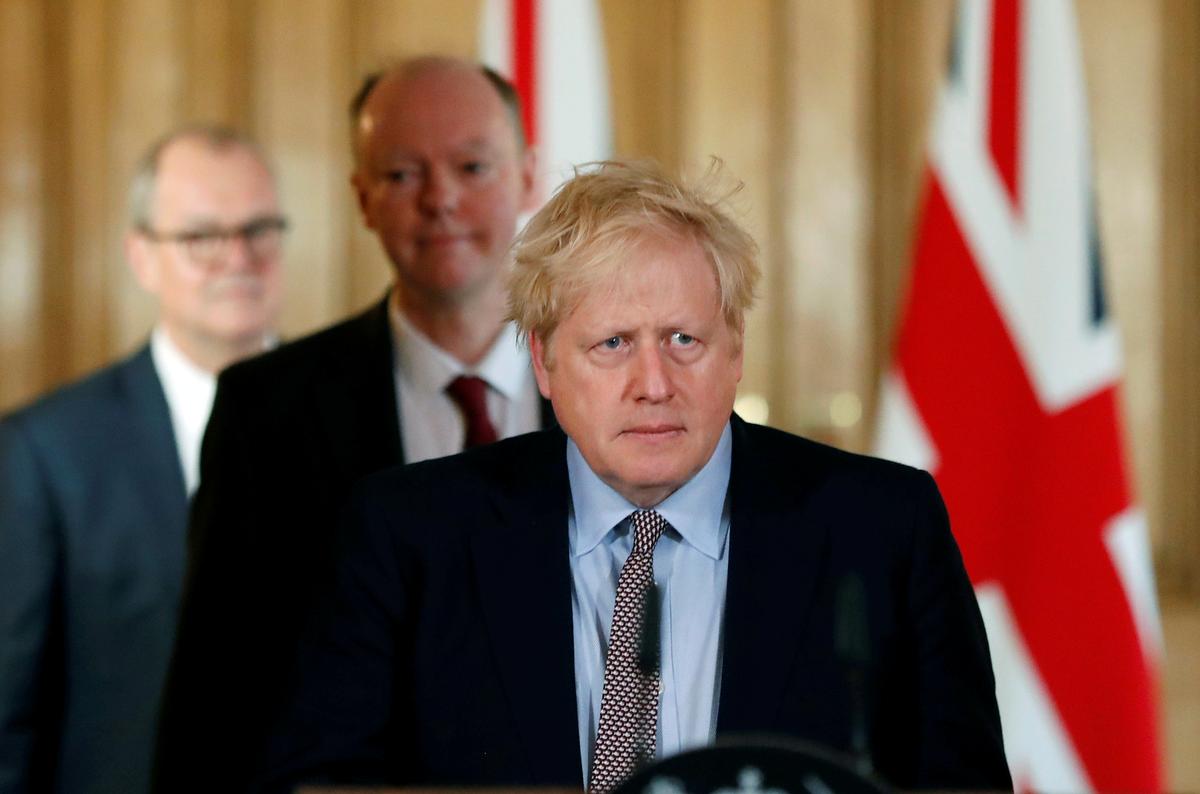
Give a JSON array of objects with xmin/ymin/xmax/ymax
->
[
  {"xmin": 873, "ymin": 372, "xmax": 938, "ymax": 473},
  {"xmin": 478, "ymin": 0, "xmax": 513, "ymax": 79},
  {"xmin": 976, "ymin": 585, "xmax": 1093, "ymax": 791},
  {"xmin": 1104, "ymin": 508, "xmax": 1166, "ymax": 660},
  {"xmin": 538, "ymin": 0, "xmax": 612, "ymax": 192},
  {"xmin": 479, "ymin": 0, "xmax": 612, "ymax": 204}
]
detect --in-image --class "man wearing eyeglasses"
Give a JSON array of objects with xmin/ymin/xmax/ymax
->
[
  {"xmin": 153, "ymin": 57, "xmax": 550, "ymax": 792},
  {"xmin": 0, "ymin": 125, "xmax": 283, "ymax": 794}
]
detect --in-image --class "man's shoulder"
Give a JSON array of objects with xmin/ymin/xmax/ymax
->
[
  {"xmin": 739, "ymin": 419, "xmax": 926, "ymax": 481},
  {"xmin": 735, "ymin": 420, "xmax": 949, "ymax": 574},
  {"xmin": 354, "ymin": 429, "xmax": 566, "ymax": 512},
  {"xmin": 734, "ymin": 418, "xmax": 937, "ymax": 515},
  {"xmin": 218, "ymin": 300, "xmax": 388, "ymax": 394},
  {"xmin": 0, "ymin": 349, "xmax": 164, "ymax": 486},
  {"xmin": 2, "ymin": 347, "xmax": 151, "ymax": 437}
]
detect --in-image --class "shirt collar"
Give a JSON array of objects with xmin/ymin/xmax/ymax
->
[
  {"xmin": 567, "ymin": 421, "xmax": 733, "ymax": 561},
  {"xmin": 389, "ymin": 293, "xmax": 531, "ymax": 399},
  {"xmin": 150, "ymin": 326, "xmax": 216, "ymax": 401}
]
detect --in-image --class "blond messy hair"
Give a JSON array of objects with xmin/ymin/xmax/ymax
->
[{"xmin": 506, "ymin": 159, "xmax": 760, "ymax": 348}]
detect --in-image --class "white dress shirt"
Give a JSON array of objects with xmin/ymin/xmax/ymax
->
[
  {"xmin": 388, "ymin": 300, "xmax": 542, "ymax": 463},
  {"xmin": 150, "ymin": 327, "xmax": 217, "ymax": 497}
]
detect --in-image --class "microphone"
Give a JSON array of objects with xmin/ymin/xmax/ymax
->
[
  {"xmin": 835, "ymin": 572, "xmax": 873, "ymax": 776},
  {"xmin": 639, "ymin": 582, "xmax": 661, "ymax": 675},
  {"xmin": 633, "ymin": 581, "xmax": 661, "ymax": 768}
]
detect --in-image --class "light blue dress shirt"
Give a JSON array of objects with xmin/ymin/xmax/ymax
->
[{"xmin": 567, "ymin": 422, "xmax": 732, "ymax": 785}]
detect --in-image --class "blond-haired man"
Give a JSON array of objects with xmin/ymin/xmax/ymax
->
[
  {"xmin": 260, "ymin": 161, "xmax": 1010, "ymax": 793},
  {"xmin": 154, "ymin": 57, "xmax": 552, "ymax": 793}
]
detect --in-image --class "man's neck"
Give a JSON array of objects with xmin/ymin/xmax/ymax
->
[
  {"xmin": 393, "ymin": 286, "xmax": 508, "ymax": 367},
  {"xmin": 163, "ymin": 325, "xmax": 267, "ymax": 374}
]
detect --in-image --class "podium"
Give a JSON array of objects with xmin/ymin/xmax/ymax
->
[
  {"xmin": 299, "ymin": 738, "xmax": 888, "ymax": 794},
  {"xmin": 613, "ymin": 739, "xmax": 889, "ymax": 794}
]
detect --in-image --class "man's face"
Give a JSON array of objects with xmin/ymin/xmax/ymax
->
[
  {"xmin": 129, "ymin": 138, "xmax": 283, "ymax": 355},
  {"xmin": 352, "ymin": 67, "xmax": 536, "ymax": 308},
  {"xmin": 531, "ymin": 234, "xmax": 744, "ymax": 507}
]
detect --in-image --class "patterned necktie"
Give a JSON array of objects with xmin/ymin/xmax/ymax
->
[
  {"xmin": 589, "ymin": 510, "xmax": 668, "ymax": 794},
  {"xmin": 445, "ymin": 375, "xmax": 498, "ymax": 449}
]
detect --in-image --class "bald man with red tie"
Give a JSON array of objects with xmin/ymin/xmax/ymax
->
[{"xmin": 153, "ymin": 57, "xmax": 555, "ymax": 793}]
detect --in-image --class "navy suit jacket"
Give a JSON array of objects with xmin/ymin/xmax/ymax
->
[
  {"xmin": 261, "ymin": 417, "xmax": 1011, "ymax": 791},
  {"xmin": 0, "ymin": 347, "xmax": 187, "ymax": 794},
  {"xmin": 154, "ymin": 299, "xmax": 556, "ymax": 793}
]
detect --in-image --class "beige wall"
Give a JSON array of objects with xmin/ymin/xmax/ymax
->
[{"xmin": 1, "ymin": 0, "xmax": 1197, "ymax": 785}]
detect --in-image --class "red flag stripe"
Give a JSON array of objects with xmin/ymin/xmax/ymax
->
[
  {"xmin": 512, "ymin": 0, "xmax": 538, "ymax": 146},
  {"xmin": 988, "ymin": 0, "xmax": 1021, "ymax": 211}
]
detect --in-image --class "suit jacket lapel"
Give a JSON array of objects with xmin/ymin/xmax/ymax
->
[
  {"xmin": 717, "ymin": 416, "xmax": 831, "ymax": 735},
  {"xmin": 469, "ymin": 430, "xmax": 582, "ymax": 785},
  {"xmin": 122, "ymin": 346, "xmax": 189, "ymax": 583},
  {"xmin": 313, "ymin": 297, "xmax": 404, "ymax": 479}
]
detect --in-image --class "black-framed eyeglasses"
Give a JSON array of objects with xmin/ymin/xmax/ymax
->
[{"xmin": 138, "ymin": 216, "xmax": 288, "ymax": 267}]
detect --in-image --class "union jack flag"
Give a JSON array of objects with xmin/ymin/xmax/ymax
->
[{"xmin": 876, "ymin": 0, "xmax": 1163, "ymax": 789}]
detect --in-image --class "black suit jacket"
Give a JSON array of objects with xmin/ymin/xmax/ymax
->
[
  {"xmin": 0, "ymin": 347, "xmax": 187, "ymax": 794},
  {"xmin": 261, "ymin": 417, "xmax": 1011, "ymax": 792},
  {"xmin": 153, "ymin": 298, "xmax": 554, "ymax": 793}
]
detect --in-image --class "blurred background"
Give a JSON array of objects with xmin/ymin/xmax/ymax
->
[{"xmin": 0, "ymin": 0, "xmax": 1195, "ymax": 788}]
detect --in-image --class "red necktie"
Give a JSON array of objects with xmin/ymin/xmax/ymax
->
[
  {"xmin": 589, "ymin": 510, "xmax": 667, "ymax": 794},
  {"xmin": 446, "ymin": 375, "xmax": 499, "ymax": 449}
]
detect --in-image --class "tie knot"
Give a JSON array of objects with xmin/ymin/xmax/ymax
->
[
  {"xmin": 629, "ymin": 510, "xmax": 668, "ymax": 556},
  {"xmin": 446, "ymin": 374, "xmax": 489, "ymax": 405},
  {"xmin": 446, "ymin": 375, "xmax": 499, "ymax": 448}
]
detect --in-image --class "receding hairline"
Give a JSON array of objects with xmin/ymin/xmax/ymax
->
[
  {"xmin": 128, "ymin": 124, "xmax": 274, "ymax": 230},
  {"xmin": 348, "ymin": 56, "xmax": 526, "ymax": 166}
]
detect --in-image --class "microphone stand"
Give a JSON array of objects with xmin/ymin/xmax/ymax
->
[{"xmin": 836, "ymin": 573, "xmax": 874, "ymax": 777}]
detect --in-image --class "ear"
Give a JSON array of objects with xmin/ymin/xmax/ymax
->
[
  {"xmin": 517, "ymin": 145, "xmax": 540, "ymax": 213},
  {"xmin": 350, "ymin": 170, "xmax": 375, "ymax": 229},
  {"xmin": 529, "ymin": 330, "xmax": 553, "ymax": 399},
  {"xmin": 125, "ymin": 231, "xmax": 161, "ymax": 294},
  {"xmin": 731, "ymin": 318, "xmax": 745, "ymax": 383}
]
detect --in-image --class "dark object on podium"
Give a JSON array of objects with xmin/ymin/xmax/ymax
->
[
  {"xmin": 297, "ymin": 789, "xmax": 580, "ymax": 794},
  {"xmin": 611, "ymin": 739, "xmax": 891, "ymax": 794}
]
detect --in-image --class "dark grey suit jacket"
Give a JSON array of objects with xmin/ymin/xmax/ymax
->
[{"xmin": 0, "ymin": 347, "xmax": 186, "ymax": 794}]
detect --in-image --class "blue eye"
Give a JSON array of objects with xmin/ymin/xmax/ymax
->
[
  {"xmin": 601, "ymin": 336, "xmax": 623, "ymax": 350},
  {"xmin": 671, "ymin": 332, "xmax": 696, "ymax": 346},
  {"xmin": 462, "ymin": 160, "xmax": 489, "ymax": 175}
]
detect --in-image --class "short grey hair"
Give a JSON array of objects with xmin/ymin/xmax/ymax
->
[{"xmin": 128, "ymin": 124, "xmax": 273, "ymax": 230}]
